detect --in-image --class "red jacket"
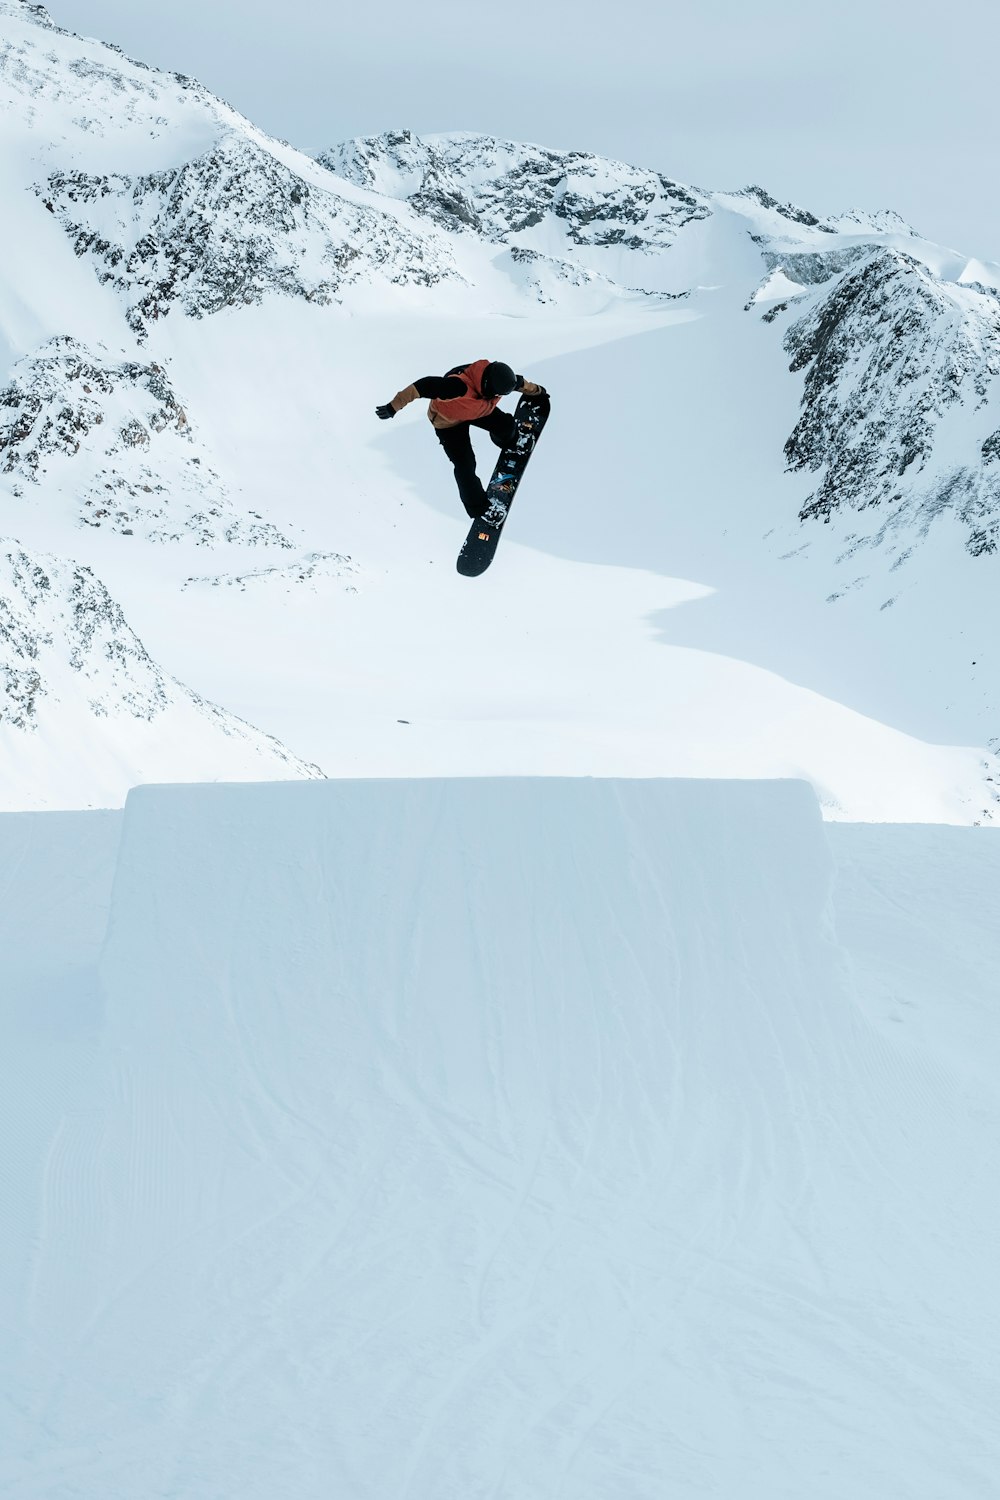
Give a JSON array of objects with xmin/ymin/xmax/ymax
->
[
  {"xmin": 390, "ymin": 360, "xmax": 542, "ymax": 428},
  {"xmin": 390, "ymin": 359, "xmax": 502, "ymax": 429},
  {"xmin": 428, "ymin": 360, "xmax": 498, "ymax": 428}
]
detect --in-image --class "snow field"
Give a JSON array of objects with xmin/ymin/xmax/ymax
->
[
  {"xmin": 3, "ymin": 777, "xmax": 1000, "ymax": 1498},
  {"xmin": 60, "ymin": 299, "xmax": 983, "ymax": 825},
  {"xmin": 2, "ymin": 0, "xmax": 997, "ymax": 820}
]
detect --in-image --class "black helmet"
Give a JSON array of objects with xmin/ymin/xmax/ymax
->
[{"xmin": 481, "ymin": 361, "xmax": 517, "ymax": 398}]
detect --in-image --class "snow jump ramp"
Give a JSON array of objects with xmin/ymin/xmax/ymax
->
[{"xmin": 7, "ymin": 778, "xmax": 1000, "ymax": 1498}]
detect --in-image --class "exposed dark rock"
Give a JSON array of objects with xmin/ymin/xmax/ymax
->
[
  {"xmin": 0, "ymin": 2, "xmax": 56, "ymax": 29},
  {"xmin": 1, "ymin": 543, "xmax": 165, "ymax": 727},
  {"xmin": 319, "ymin": 131, "xmax": 711, "ymax": 252},
  {"xmin": 783, "ymin": 249, "xmax": 1000, "ymax": 556},
  {"xmin": 761, "ymin": 246, "xmax": 871, "ymax": 287},
  {"xmin": 0, "ymin": 337, "xmax": 292, "ymax": 547},
  {"xmin": 0, "ymin": 540, "xmax": 324, "ymax": 779},
  {"xmin": 738, "ymin": 184, "xmax": 836, "ymax": 232},
  {"xmin": 43, "ymin": 134, "xmax": 460, "ymax": 335}
]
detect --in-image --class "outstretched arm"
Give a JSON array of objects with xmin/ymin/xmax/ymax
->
[{"xmin": 376, "ymin": 375, "xmax": 468, "ymax": 419}]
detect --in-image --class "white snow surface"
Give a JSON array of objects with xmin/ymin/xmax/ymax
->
[
  {"xmin": 2, "ymin": 775, "xmax": 1000, "ymax": 1498},
  {"xmin": 4, "ymin": 9, "xmax": 1000, "ymax": 1497},
  {"xmin": 2, "ymin": 0, "xmax": 1000, "ymax": 820}
]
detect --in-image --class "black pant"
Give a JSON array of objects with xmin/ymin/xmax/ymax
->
[{"xmin": 435, "ymin": 410, "xmax": 517, "ymax": 518}]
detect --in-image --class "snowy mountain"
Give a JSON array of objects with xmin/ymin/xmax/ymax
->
[
  {"xmin": 782, "ymin": 248, "xmax": 1000, "ymax": 557},
  {"xmin": 319, "ymin": 129, "xmax": 711, "ymax": 256},
  {"xmin": 4, "ymin": 9, "xmax": 1000, "ymax": 1492},
  {"xmin": 1, "ymin": 0, "xmax": 999, "ymax": 815},
  {"xmin": 334, "ymin": 128, "xmax": 1000, "ymax": 563},
  {"xmin": 41, "ymin": 135, "xmax": 463, "ymax": 337},
  {"xmin": 0, "ymin": 540, "xmax": 321, "ymax": 806},
  {"xmin": 0, "ymin": 334, "xmax": 291, "ymax": 544}
]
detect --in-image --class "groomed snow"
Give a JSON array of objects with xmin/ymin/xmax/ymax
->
[
  {"xmin": 3, "ymin": 10, "xmax": 1000, "ymax": 1498},
  {"xmin": 2, "ymin": 777, "xmax": 999, "ymax": 1498}
]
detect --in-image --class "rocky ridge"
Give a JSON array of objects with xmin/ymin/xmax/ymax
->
[
  {"xmin": 2, "ymin": 0, "xmax": 999, "ymax": 810},
  {"xmin": 0, "ymin": 337, "xmax": 291, "ymax": 545},
  {"xmin": 774, "ymin": 249, "xmax": 1000, "ymax": 558},
  {"xmin": 0, "ymin": 539, "xmax": 321, "ymax": 782},
  {"xmin": 9, "ymin": 5, "xmax": 1000, "ymax": 583},
  {"xmin": 42, "ymin": 135, "xmax": 461, "ymax": 337},
  {"xmin": 326, "ymin": 129, "xmax": 1000, "ymax": 563},
  {"xmin": 319, "ymin": 129, "xmax": 711, "ymax": 258},
  {"xmin": 0, "ymin": 0, "xmax": 54, "ymax": 29},
  {"xmin": 1, "ymin": 0, "xmax": 230, "ymax": 140}
]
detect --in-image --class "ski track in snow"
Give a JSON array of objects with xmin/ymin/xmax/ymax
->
[
  {"xmin": 2, "ymin": 780, "xmax": 1000, "ymax": 1498},
  {"xmin": 2, "ymin": 8, "xmax": 1000, "ymax": 1494}
]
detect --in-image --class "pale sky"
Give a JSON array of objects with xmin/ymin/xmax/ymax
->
[{"xmin": 57, "ymin": 0, "xmax": 1000, "ymax": 261}]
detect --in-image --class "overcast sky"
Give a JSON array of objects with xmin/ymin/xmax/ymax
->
[{"xmin": 58, "ymin": 0, "xmax": 999, "ymax": 261}]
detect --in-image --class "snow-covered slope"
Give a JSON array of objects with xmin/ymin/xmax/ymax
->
[
  {"xmin": 333, "ymin": 128, "xmax": 1000, "ymax": 564},
  {"xmin": 41, "ymin": 135, "xmax": 464, "ymax": 336},
  {"xmin": 318, "ymin": 129, "xmax": 710, "ymax": 286},
  {"xmin": 2, "ymin": 0, "xmax": 999, "ymax": 816},
  {"xmin": 0, "ymin": 334, "xmax": 290, "ymax": 544},
  {"xmin": 3, "ymin": 777, "xmax": 1000, "ymax": 1496},
  {"xmin": 0, "ymin": 540, "xmax": 320, "ymax": 805},
  {"xmin": 782, "ymin": 248, "xmax": 1000, "ymax": 557}
]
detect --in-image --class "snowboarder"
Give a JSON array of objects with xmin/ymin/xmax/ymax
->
[{"xmin": 375, "ymin": 359, "xmax": 547, "ymax": 518}]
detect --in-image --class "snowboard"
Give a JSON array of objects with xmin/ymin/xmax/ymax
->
[{"xmin": 456, "ymin": 392, "xmax": 550, "ymax": 577}]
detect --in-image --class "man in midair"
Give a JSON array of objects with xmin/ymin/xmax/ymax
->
[{"xmin": 376, "ymin": 359, "xmax": 546, "ymax": 518}]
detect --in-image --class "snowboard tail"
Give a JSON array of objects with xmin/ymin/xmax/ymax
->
[{"xmin": 456, "ymin": 393, "xmax": 550, "ymax": 577}]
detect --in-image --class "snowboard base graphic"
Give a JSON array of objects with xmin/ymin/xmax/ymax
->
[{"xmin": 456, "ymin": 393, "xmax": 550, "ymax": 577}]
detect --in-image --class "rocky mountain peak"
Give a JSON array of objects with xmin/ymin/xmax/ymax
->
[
  {"xmin": 782, "ymin": 247, "xmax": 1000, "ymax": 558},
  {"xmin": 0, "ymin": 1, "xmax": 54, "ymax": 27},
  {"xmin": 1, "ymin": 337, "xmax": 292, "ymax": 546},
  {"xmin": 736, "ymin": 184, "xmax": 835, "ymax": 232},
  {"xmin": 41, "ymin": 132, "xmax": 461, "ymax": 337},
  {"xmin": 1, "ymin": 539, "xmax": 323, "ymax": 798},
  {"xmin": 319, "ymin": 130, "xmax": 711, "ymax": 255}
]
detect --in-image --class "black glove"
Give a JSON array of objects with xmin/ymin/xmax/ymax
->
[{"xmin": 375, "ymin": 403, "xmax": 396, "ymax": 420}]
